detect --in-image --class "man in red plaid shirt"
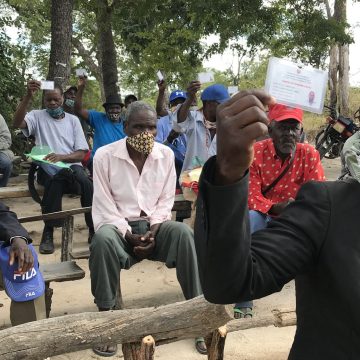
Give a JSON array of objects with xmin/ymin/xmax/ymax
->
[{"xmin": 234, "ymin": 103, "xmax": 325, "ymax": 319}]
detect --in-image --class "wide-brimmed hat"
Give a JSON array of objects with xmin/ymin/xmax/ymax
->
[{"xmin": 102, "ymin": 94, "xmax": 122, "ymax": 108}]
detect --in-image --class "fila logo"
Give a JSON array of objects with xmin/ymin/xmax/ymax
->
[
  {"xmin": 13, "ymin": 267, "xmax": 37, "ymax": 281},
  {"xmin": 25, "ymin": 291, "xmax": 36, "ymax": 297},
  {"xmin": 175, "ymin": 92, "xmax": 183, "ymax": 96}
]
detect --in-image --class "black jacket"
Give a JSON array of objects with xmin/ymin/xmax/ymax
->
[
  {"xmin": 195, "ymin": 156, "xmax": 360, "ymax": 360},
  {"xmin": 0, "ymin": 202, "xmax": 30, "ymax": 244}
]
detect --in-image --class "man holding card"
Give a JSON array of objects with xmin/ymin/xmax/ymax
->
[
  {"xmin": 13, "ymin": 80, "xmax": 94, "ymax": 254},
  {"xmin": 75, "ymin": 76, "xmax": 126, "ymax": 173},
  {"xmin": 173, "ymin": 81, "xmax": 230, "ymax": 171},
  {"xmin": 194, "ymin": 90, "xmax": 360, "ymax": 359}
]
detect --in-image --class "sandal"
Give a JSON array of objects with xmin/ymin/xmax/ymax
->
[
  {"xmin": 234, "ymin": 307, "xmax": 253, "ymax": 319},
  {"xmin": 195, "ymin": 337, "xmax": 207, "ymax": 355},
  {"xmin": 92, "ymin": 343, "xmax": 118, "ymax": 357}
]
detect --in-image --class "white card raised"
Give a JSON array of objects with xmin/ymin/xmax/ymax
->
[
  {"xmin": 198, "ymin": 72, "xmax": 214, "ymax": 84},
  {"xmin": 76, "ymin": 68, "xmax": 87, "ymax": 77},
  {"xmin": 228, "ymin": 86, "xmax": 238, "ymax": 95},
  {"xmin": 265, "ymin": 57, "xmax": 328, "ymax": 114},
  {"xmin": 156, "ymin": 70, "xmax": 164, "ymax": 81},
  {"xmin": 40, "ymin": 80, "xmax": 54, "ymax": 90}
]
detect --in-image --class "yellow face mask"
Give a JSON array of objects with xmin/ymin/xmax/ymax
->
[{"xmin": 126, "ymin": 131, "xmax": 155, "ymax": 155}]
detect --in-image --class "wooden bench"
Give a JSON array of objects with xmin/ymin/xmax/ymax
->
[{"xmin": 41, "ymin": 261, "xmax": 85, "ymax": 317}]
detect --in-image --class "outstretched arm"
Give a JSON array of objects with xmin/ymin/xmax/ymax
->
[
  {"xmin": 74, "ymin": 76, "xmax": 90, "ymax": 122},
  {"xmin": 13, "ymin": 80, "xmax": 40, "ymax": 129}
]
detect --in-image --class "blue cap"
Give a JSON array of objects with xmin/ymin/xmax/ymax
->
[
  {"xmin": 169, "ymin": 90, "xmax": 187, "ymax": 103},
  {"xmin": 201, "ymin": 84, "xmax": 230, "ymax": 104},
  {"xmin": 0, "ymin": 244, "xmax": 45, "ymax": 302}
]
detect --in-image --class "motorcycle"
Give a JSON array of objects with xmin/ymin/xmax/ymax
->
[{"xmin": 315, "ymin": 106, "xmax": 360, "ymax": 159}]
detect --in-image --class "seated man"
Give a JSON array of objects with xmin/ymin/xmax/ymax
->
[
  {"xmin": 13, "ymin": 80, "xmax": 93, "ymax": 254},
  {"xmin": 89, "ymin": 101, "xmax": 205, "ymax": 357},
  {"xmin": 233, "ymin": 104, "xmax": 325, "ymax": 318},
  {"xmin": 174, "ymin": 82, "xmax": 230, "ymax": 171},
  {"xmin": 0, "ymin": 201, "xmax": 46, "ymax": 326},
  {"xmin": 0, "ymin": 113, "xmax": 15, "ymax": 187},
  {"xmin": 75, "ymin": 76, "xmax": 126, "ymax": 173}
]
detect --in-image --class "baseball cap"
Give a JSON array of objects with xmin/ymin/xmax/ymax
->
[
  {"xmin": 169, "ymin": 90, "xmax": 186, "ymax": 103},
  {"xmin": 0, "ymin": 243, "xmax": 45, "ymax": 302},
  {"xmin": 268, "ymin": 104, "xmax": 303, "ymax": 123},
  {"xmin": 201, "ymin": 84, "xmax": 230, "ymax": 104}
]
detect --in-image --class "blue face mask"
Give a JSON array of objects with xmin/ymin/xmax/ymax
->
[
  {"xmin": 46, "ymin": 107, "xmax": 64, "ymax": 118},
  {"xmin": 64, "ymin": 99, "xmax": 75, "ymax": 108}
]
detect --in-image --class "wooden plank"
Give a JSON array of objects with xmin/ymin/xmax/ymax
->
[
  {"xmin": 0, "ymin": 296, "xmax": 232, "ymax": 360},
  {"xmin": 40, "ymin": 261, "xmax": 85, "ymax": 283},
  {"xmin": 19, "ymin": 207, "xmax": 91, "ymax": 223},
  {"xmin": 70, "ymin": 249, "xmax": 90, "ymax": 260}
]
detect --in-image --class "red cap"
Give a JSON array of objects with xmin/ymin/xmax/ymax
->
[{"xmin": 268, "ymin": 104, "xmax": 303, "ymax": 123}]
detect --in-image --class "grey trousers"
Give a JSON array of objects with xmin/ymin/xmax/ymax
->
[
  {"xmin": 89, "ymin": 220, "xmax": 202, "ymax": 309},
  {"xmin": 0, "ymin": 270, "xmax": 46, "ymax": 326}
]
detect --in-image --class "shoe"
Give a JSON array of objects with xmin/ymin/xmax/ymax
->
[
  {"xmin": 195, "ymin": 337, "xmax": 207, "ymax": 355},
  {"xmin": 88, "ymin": 227, "xmax": 95, "ymax": 244},
  {"xmin": 234, "ymin": 307, "xmax": 253, "ymax": 319},
  {"xmin": 39, "ymin": 227, "xmax": 55, "ymax": 254}
]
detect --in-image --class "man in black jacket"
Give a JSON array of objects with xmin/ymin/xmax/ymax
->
[
  {"xmin": 0, "ymin": 201, "xmax": 46, "ymax": 325},
  {"xmin": 195, "ymin": 90, "xmax": 360, "ymax": 359}
]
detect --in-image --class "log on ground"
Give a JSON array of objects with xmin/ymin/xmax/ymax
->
[{"xmin": 0, "ymin": 296, "xmax": 232, "ymax": 360}]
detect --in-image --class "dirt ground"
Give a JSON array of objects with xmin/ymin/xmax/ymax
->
[{"xmin": 0, "ymin": 157, "xmax": 341, "ymax": 359}]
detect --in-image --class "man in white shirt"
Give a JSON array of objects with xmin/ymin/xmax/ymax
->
[
  {"xmin": 90, "ymin": 101, "xmax": 205, "ymax": 357},
  {"xmin": 13, "ymin": 80, "xmax": 93, "ymax": 254}
]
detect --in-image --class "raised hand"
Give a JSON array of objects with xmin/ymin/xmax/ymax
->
[
  {"xmin": 77, "ymin": 75, "xmax": 87, "ymax": 88},
  {"xmin": 187, "ymin": 81, "xmax": 201, "ymax": 99},
  {"xmin": 27, "ymin": 80, "xmax": 41, "ymax": 97},
  {"xmin": 215, "ymin": 90, "xmax": 276, "ymax": 185}
]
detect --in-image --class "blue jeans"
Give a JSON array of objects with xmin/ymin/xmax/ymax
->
[
  {"xmin": 234, "ymin": 210, "xmax": 271, "ymax": 310},
  {"xmin": 0, "ymin": 152, "xmax": 12, "ymax": 187}
]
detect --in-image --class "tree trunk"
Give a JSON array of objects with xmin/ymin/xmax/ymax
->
[
  {"xmin": 95, "ymin": 0, "xmax": 120, "ymax": 98},
  {"xmin": 47, "ymin": 0, "xmax": 74, "ymax": 90},
  {"xmin": 338, "ymin": 43, "xmax": 350, "ymax": 116},
  {"xmin": 328, "ymin": 44, "xmax": 338, "ymax": 109},
  {"xmin": 0, "ymin": 296, "xmax": 232, "ymax": 360},
  {"xmin": 334, "ymin": 0, "xmax": 349, "ymax": 116}
]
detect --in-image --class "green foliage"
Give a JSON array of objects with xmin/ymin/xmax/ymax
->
[{"xmin": 0, "ymin": 30, "xmax": 27, "ymax": 125}]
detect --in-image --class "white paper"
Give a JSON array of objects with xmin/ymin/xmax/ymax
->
[
  {"xmin": 76, "ymin": 68, "xmax": 87, "ymax": 77},
  {"xmin": 40, "ymin": 81, "xmax": 55, "ymax": 90},
  {"xmin": 156, "ymin": 70, "xmax": 164, "ymax": 81},
  {"xmin": 228, "ymin": 86, "xmax": 239, "ymax": 95},
  {"xmin": 265, "ymin": 57, "xmax": 328, "ymax": 114},
  {"xmin": 198, "ymin": 72, "xmax": 214, "ymax": 84}
]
